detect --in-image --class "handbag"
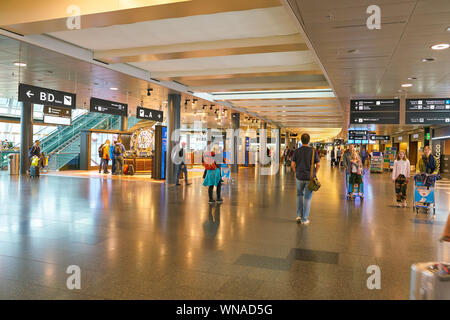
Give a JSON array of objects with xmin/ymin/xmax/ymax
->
[{"xmin": 307, "ymin": 147, "xmax": 321, "ymax": 192}]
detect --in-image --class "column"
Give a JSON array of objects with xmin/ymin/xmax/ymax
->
[
  {"xmin": 231, "ymin": 113, "xmax": 240, "ymax": 172},
  {"xmin": 120, "ymin": 116, "xmax": 128, "ymax": 131},
  {"xmin": 166, "ymin": 93, "xmax": 181, "ymax": 184},
  {"xmin": 259, "ymin": 121, "xmax": 268, "ymax": 165},
  {"xmin": 276, "ymin": 127, "xmax": 281, "ymax": 170},
  {"xmin": 20, "ymin": 102, "xmax": 33, "ymax": 175}
]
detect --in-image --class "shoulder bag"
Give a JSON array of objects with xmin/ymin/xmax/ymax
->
[{"xmin": 307, "ymin": 147, "xmax": 321, "ymax": 192}]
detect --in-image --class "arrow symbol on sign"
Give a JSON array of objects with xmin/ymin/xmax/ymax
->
[{"xmin": 26, "ymin": 91, "xmax": 34, "ymax": 98}]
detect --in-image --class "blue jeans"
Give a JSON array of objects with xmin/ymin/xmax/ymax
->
[
  {"xmin": 176, "ymin": 163, "xmax": 188, "ymax": 183},
  {"xmin": 296, "ymin": 179, "xmax": 313, "ymax": 221}
]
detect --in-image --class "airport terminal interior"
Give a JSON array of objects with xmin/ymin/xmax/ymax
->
[{"xmin": 0, "ymin": 0, "xmax": 449, "ymax": 300}]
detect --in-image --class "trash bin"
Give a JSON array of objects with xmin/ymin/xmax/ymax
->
[{"xmin": 8, "ymin": 154, "xmax": 19, "ymax": 175}]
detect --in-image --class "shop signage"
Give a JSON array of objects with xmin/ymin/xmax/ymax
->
[
  {"xmin": 406, "ymin": 98, "xmax": 450, "ymax": 125},
  {"xmin": 90, "ymin": 97, "xmax": 128, "ymax": 117},
  {"xmin": 136, "ymin": 107, "xmax": 163, "ymax": 121},
  {"xmin": 18, "ymin": 83, "xmax": 76, "ymax": 109},
  {"xmin": 350, "ymin": 99, "xmax": 400, "ymax": 124}
]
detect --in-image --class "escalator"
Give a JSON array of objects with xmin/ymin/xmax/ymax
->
[{"xmin": 1, "ymin": 113, "xmax": 141, "ymax": 171}]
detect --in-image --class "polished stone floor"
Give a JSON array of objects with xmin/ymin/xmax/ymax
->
[{"xmin": 0, "ymin": 160, "xmax": 448, "ymax": 300}]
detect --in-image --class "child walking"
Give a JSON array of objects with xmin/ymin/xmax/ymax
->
[
  {"xmin": 392, "ymin": 150, "xmax": 410, "ymax": 207},
  {"xmin": 349, "ymin": 153, "xmax": 363, "ymax": 198}
]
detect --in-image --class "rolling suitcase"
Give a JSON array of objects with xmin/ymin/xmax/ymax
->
[{"xmin": 410, "ymin": 262, "xmax": 450, "ymax": 300}]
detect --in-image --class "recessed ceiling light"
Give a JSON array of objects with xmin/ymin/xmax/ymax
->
[
  {"xmin": 14, "ymin": 62, "xmax": 26, "ymax": 67},
  {"xmin": 110, "ymin": 87, "xmax": 118, "ymax": 91},
  {"xmin": 401, "ymin": 83, "xmax": 413, "ymax": 88},
  {"xmin": 431, "ymin": 43, "xmax": 449, "ymax": 50},
  {"xmin": 447, "ymin": 27, "xmax": 450, "ymax": 32},
  {"xmin": 421, "ymin": 58, "xmax": 435, "ymax": 62}
]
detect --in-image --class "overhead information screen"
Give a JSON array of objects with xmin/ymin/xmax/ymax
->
[
  {"xmin": 90, "ymin": 97, "xmax": 128, "ymax": 117},
  {"xmin": 350, "ymin": 99, "xmax": 400, "ymax": 124},
  {"xmin": 406, "ymin": 98, "xmax": 450, "ymax": 124}
]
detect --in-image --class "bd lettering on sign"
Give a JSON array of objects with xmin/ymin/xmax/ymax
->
[{"xmin": 18, "ymin": 83, "xmax": 76, "ymax": 109}]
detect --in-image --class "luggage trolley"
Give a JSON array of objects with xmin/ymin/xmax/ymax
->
[
  {"xmin": 345, "ymin": 170, "xmax": 365, "ymax": 200},
  {"xmin": 413, "ymin": 174, "xmax": 437, "ymax": 215}
]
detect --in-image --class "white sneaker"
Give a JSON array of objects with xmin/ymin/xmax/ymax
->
[
  {"xmin": 296, "ymin": 217, "xmax": 301, "ymax": 224},
  {"xmin": 403, "ymin": 201, "xmax": 407, "ymax": 207},
  {"xmin": 302, "ymin": 219, "xmax": 310, "ymax": 225}
]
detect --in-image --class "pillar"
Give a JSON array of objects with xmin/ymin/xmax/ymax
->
[
  {"xmin": 231, "ymin": 113, "xmax": 240, "ymax": 172},
  {"xmin": 276, "ymin": 127, "xmax": 281, "ymax": 169},
  {"xmin": 166, "ymin": 93, "xmax": 181, "ymax": 184},
  {"xmin": 259, "ymin": 121, "xmax": 268, "ymax": 165},
  {"xmin": 120, "ymin": 116, "xmax": 128, "ymax": 131},
  {"xmin": 20, "ymin": 102, "xmax": 33, "ymax": 175}
]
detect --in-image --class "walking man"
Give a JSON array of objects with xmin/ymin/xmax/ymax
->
[
  {"xmin": 176, "ymin": 142, "xmax": 191, "ymax": 186},
  {"xmin": 291, "ymin": 133, "xmax": 320, "ymax": 225}
]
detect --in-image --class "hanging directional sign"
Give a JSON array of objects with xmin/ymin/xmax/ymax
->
[
  {"xmin": 369, "ymin": 134, "xmax": 391, "ymax": 141},
  {"xmin": 405, "ymin": 98, "xmax": 450, "ymax": 125},
  {"xmin": 18, "ymin": 83, "xmax": 76, "ymax": 109},
  {"xmin": 350, "ymin": 99, "xmax": 400, "ymax": 124},
  {"xmin": 136, "ymin": 106, "xmax": 163, "ymax": 121},
  {"xmin": 43, "ymin": 106, "xmax": 72, "ymax": 126},
  {"xmin": 90, "ymin": 97, "xmax": 128, "ymax": 117},
  {"xmin": 43, "ymin": 105, "xmax": 71, "ymax": 118},
  {"xmin": 348, "ymin": 130, "xmax": 368, "ymax": 140}
]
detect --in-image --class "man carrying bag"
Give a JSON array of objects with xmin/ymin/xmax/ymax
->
[{"xmin": 291, "ymin": 133, "xmax": 321, "ymax": 225}]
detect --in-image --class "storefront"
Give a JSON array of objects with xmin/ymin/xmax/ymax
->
[
  {"xmin": 432, "ymin": 126, "xmax": 450, "ymax": 176},
  {"xmin": 393, "ymin": 134, "xmax": 409, "ymax": 156},
  {"xmin": 409, "ymin": 131, "xmax": 424, "ymax": 169},
  {"xmin": 81, "ymin": 125, "xmax": 155, "ymax": 174}
]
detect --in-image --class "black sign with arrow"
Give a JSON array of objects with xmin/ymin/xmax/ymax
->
[
  {"xmin": 369, "ymin": 134, "xmax": 391, "ymax": 141},
  {"xmin": 137, "ymin": 107, "xmax": 163, "ymax": 121},
  {"xmin": 18, "ymin": 83, "xmax": 76, "ymax": 109},
  {"xmin": 90, "ymin": 97, "xmax": 128, "ymax": 117},
  {"xmin": 350, "ymin": 99, "xmax": 400, "ymax": 124}
]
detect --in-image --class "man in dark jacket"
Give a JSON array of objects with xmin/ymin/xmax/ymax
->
[
  {"xmin": 29, "ymin": 140, "xmax": 41, "ymax": 159},
  {"xmin": 176, "ymin": 142, "xmax": 190, "ymax": 186},
  {"xmin": 113, "ymin": 139, "xmax": 126, "ymax": 175}
]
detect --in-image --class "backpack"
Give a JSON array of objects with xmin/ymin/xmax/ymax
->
[
  {"xmin": 98, "ymin": 144, "xmax": 104, "ymax": 158},
  {"xmin": 28, "ymin": 146, "xmax": 35, "ymax": 158},
  {"xmin": 114, "ymin": 144, "xmax": 122, "ymax": 156}
]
